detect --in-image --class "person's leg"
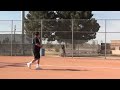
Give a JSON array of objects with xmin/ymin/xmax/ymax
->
[
  {"xmin": 27, "ymin": 51, "xmax": 37, "ymax": 69},
  {"xmin": 31, "ymin": 59, "xmax": 37, "ymax": 63},
  {"xmin": 37, "ymin": 58, "xmax": 40, "ymax": 65},
  {"xmin": 62, "ymin": 50, "xmax": 64, "ymax": 57},
  {"xmin": 36, "ymin": 59, "xmax": 40, "ymax": 69},
  {"xmin": 64, "ymin": 51, "xmax": 66, "ymax": 57},
  {"xmin": 28, "ymin": 59, "xmax": 36, "ymax": 64},
  {"xmin": 27, "ymin": 59, "xmax": 37, "ymax": 69},
  {"xmin": 36, "ymin": 51, "xmax": 41, "ymax": 69},
  {"xmin": 63, "ymin": 50, "xmax": 66, "ymax": 57}
]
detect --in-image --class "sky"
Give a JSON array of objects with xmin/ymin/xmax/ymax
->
[
  {"xmin": 0, "ymin": 11, "xmax": 120, "ymax": 20},
  {"xmin": 0, "ymin": 11, "xmax": 120, "ymax": 44},
  {"xmin": 92, "ymin": 11, "xmax": 120, "ymax": 44}
]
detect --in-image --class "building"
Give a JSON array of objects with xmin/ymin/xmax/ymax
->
[
  {"xmin": 111, "ymin": 40, "xmax": 120, "ymax": 55},
  {"xmin": 100, "ymin": 43, "xmax": 111, "ymax": 54}
]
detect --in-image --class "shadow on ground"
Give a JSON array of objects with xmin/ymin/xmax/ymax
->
[
  {"xmin": 34, "ymin": 68, "xmax": 89, "ymax": 71},
  {"xmin": 0, "ymin": 62, "xmax": 89, "ymax": 71},
  {"xmin": 0, "ymin": 62, "xmax": 27, "ymax": 68}
]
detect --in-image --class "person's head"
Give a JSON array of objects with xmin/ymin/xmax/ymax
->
[{"xmin": 35, "ymin": 32, "xmax": 40, "ymax": 38}]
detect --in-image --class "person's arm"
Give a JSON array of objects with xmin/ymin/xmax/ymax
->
[
  {"xmin": 35, "ymin": 38, "xmax": 42, "ymax": 48},
  {"xmin": 35, "ymin": 43, "xmax": 42, "ymax": 48}
]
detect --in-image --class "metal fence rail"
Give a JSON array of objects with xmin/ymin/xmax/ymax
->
[{"xmin": 0, "ymin": 19, "xmax": 120, "ymax": 59}]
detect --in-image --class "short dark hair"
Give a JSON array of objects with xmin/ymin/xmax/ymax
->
[{"xmin": 35, "ymin": 32, "xmax": 40, "ymax": 36}]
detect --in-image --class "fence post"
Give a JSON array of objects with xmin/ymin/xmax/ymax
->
[
  {"xmin": 11, "ymin": 20, "xmax": 13, "ymax": 56},
  {"xmin": 105, "ymin": 19, "xmax": 107, "ymax": 59},
  {"xmin": 41, "ymin": 19, "xmax": 43, "ymax": 45},
  {"xmin": 72, "ymin": 19, "xmax": 73, "ymax": 58},
  {"xmin": 22, "ymin": 11, "xmax": 25, "ymax": 55},
  {"xmin": 40, "ymin": 19, "xmax": 43, "ymax": 56}
]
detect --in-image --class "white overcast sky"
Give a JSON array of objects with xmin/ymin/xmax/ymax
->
[{"xmin": 0, "ymin": 11, "xmax": 120, "ymax": 44}]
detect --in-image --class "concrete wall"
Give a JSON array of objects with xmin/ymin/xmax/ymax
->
[
  {"xmin": 112, "ymin": 46, "xmax": 120, "ymax": 55},
  {"xmin": 112, "ymin": 50, "xmax": 120, "ymax": 55}
]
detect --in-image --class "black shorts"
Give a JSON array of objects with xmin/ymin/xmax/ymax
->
[{"xmin": 33, "ymin": 50, "xmax": 40, "ymax": 60}]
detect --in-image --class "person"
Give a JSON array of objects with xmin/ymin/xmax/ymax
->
[
  {"xmin": 61, "ymin": 44, "xmax": 66, "ymax": 57},
  {"xmin": 27, "ymin": 32, "xmax": 42, "ymax": 70}
]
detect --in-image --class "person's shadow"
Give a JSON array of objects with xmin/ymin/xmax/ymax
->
[
  {"xmin": 0, "ymin": 62, "xmax": 27, "ymax": 68},
  {"xmin": 0, "ymin": 62, "xmax": 89, "ymax": 71},
  {"xmin": 35, "ymin": 68, "xmax": 89, "ymax": 71}
]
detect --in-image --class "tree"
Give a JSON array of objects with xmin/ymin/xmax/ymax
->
[{"xmin": 25, "ymin": 11, "xmax": 100, "ymax": 48}]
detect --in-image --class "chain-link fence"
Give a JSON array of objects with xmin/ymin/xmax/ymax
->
[{"xmin": 0, "ymin": 19, "xmax": 120, "ymax": 59}]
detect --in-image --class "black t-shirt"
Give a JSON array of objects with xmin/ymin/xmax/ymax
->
[{"xmin": 33, "ymin": 37, "xmax": 41, "ymax": 51}]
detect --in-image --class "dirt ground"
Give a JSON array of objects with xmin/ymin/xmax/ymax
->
[{"xmin": 0, "ymin": 56, "xmax": 120, "ymax": 79}]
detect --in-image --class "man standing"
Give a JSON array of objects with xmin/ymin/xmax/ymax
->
[
  {"xmin": 27, "ymin": 32, "xmax": 42, "ymax": 70},
  {"xmin": 61, "ymin": 44, "xmax": 66, "ymax": 57}
]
